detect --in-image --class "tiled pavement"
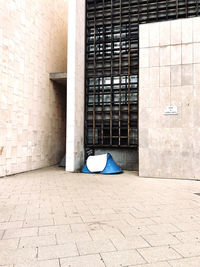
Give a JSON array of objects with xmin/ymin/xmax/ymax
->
[{"xmin": 1, "ymin": 167, "xmax": 200, "ymax": 266}]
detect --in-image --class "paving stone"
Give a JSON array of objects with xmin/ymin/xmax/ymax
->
[
  {"xmin": 39, "ymin": 225, "xmax": 71, "ymax": 236},
  {"xmin": 89, "ymin": 229, "xmax": 125, "ymax": 241},
  {"xmin": 19, "ymin": 235, "xmax": 56, "ymax": 248},
  {"xmin": 38, "ymin": 244, "xmax": 78, "ymax": 260},
  {"xmin": 0, "ymin": 230, "xmax": 4, "ymax": 239},
  {"xmin": 90, "ymin": 208, "xmax": 116, "ymax": 215},
  {"xmin": 172, "ymin": 230, "xmax": 200, "ymax": 243},
  {"xmin": 0, "ymin": 247, "xmax": 37, "ymax": 265},
  {"xmin": 0, "ymin": 214, "xmax": 11, "ymax": 223},
  {"xmin": 146, "ymin": 224, "xmax": 181, "ymax": 234},
  {"xmin": 14, "ymin": 259, "xmax": 60, "ymax": 267},
  {"xmin": 173, "ymin": 221, "xmax": 200, "ymax": 231},
  {"xmin": 135, "ymin": 262, "xmax": 171, "ymax": 267},
  {"xmin": 3, "ymin": 228, "xmax": 38, "ymax": 239},
  {"xmin": 60, "ymin": 254, "xmax": 105, "ymax": 267},
  {"xmin": 0, "ymin": 221, "xmax": 23, "ymax": 230},
  {"xmin": 70, "ymin": 223, "xmax": 102, "ymax": 232},
  {"xmin": 120, "ymin": 225, "xmax": 154, "ymax": 237},
  {"xmin": 125, "ymin": 218, "xmax": 156, "ymax": 226},
  {"xmin": 101, "ymin": 250, "xmax": 146, "ymax": 266},
  {"xmin": 81, "ymin": 214, "xmax": 109, "ymax": 223},
  {"xmin": 23, "ymin": 219, "xmax": 54, "ymax": 228},
  {"xmin": 138, "ymin": 246, "xmax": 182, "ymax": 263},
  {"xmin": 54, "ymin": 216, "xmax": 83, "ymax": 225},
  {"xmin": 76, "ymin": 240, "xmax": 116, "ymax": 255},
  {"xmin": 142, "ymin": 233, "xmax": 181, "ymax": 247},
  {"xmin": 56, "ymin": 231, "xmax": 92, "ymax": 244},
  {"xmin": 171, "ymin": 242, "xmax": 200, "ymax": 257},
  {"xmin": 111, "ymin": 236, "xmax": 150, "ymax": 250},
  {"xmin": 169, "ymin": 256, "xmax": 200, "ymax": 267},
  {"xmin": 0, "ymin": 239, "xmax": 19, "ymax": 250}
]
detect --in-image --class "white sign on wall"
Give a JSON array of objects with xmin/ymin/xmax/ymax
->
[{"xmin": 164, "ymin": 106, "xmax": 178, "ymax": 115}]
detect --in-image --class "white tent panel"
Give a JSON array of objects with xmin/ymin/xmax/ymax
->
[{"xmin": 86, "ymin": 154, "xmax": 108, "ymax": 172}]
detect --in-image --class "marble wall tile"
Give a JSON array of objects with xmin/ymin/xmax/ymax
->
[
  {"xmin": 171, "ymin": 45, "xmax": 182, "ymax": 65},
  {"xmin": 193, "ymin": 17, "xmax": 200, "ymax": 42},
  {"xmin": 139, "ymin": 68, "xmax": 150, "ymax": 88},
  {"xmin": 140, "ymin": 48, "xmax": 149, "ymax": 68},
  {"xmin": 160, "ymin": 67, "xmax": 170, "ymax": 87},
  {"xmin": 139, "ymin": 128, "xmax": 149, "ymax": 148},
  {"xmin": 149, "ymin": 22, "xmax": 160, "ymax": 47},
  {"xmin": 170, "ymin": 86, "xmax": 182, "ymax": 107},
  {"xmin": 139, "ymin": 24, "xmax": 149, "ymax": 48},
  {"xmin": 171, "ymin": 65, "xmax": 181, "ymax": 86},
  {"xmin": 171, "ymin": 20, "xmax": 182, "ymax": 45},
  {"xmin": 150, "ymin": 67, "xmax": 160, "ymax": 87},
  {"xmin": 193, "ymin": 43, "xmax": 200, "ymax": 64},
  {"xmin": 160, "ymin": 21, "xmax": 171, "ymax": 46},
  {"xmin": 181, "ymin": 64, "xmax": 193, "ymax": 85},
  {"xmin": 194, "ymin": 64, "xmax": 200, "ymax": 85},
  {"xmin": 149, "ymin": 47, "xmax": 160, "ymax": 67},
  {"xmin": 182, "ymin": 18, "xmax": 193, "ymax": 44},
  {"xmin": 160, "ymin": 46, "xmax": 171, "ymax": 66},
  {"xmin": 182, "ymin": 44, "xmax": 193, "ymax": 64},
  {"xmin": 159, "ymin": 87, "xmax": 170, "ymax": 106}
]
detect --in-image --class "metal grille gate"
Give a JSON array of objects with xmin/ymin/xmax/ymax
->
[{"xmin": 85, "ymin": 0, "xmax": 200, "ymax": 150}]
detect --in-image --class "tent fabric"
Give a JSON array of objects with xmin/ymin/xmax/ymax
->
[
  {"xmin": 100, "ymin": 153, "xmax": 123, "ymax": 174},
  {"xmin": 86, "ymin": 154, "xmax": 108, "ymax": 172},
  {"xmin": 59, "ymin": 155, "xmax": 66, "ymax": 167},
  {"xmin": 82, "ymin": 153, "xmax": 123, "ymax": 174}
]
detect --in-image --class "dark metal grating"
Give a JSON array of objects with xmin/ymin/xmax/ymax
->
[{"xmin": 85, "ymin": 0, "xmax": 200, "ymax": 149}]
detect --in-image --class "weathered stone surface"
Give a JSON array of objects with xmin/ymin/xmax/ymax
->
[
  {"xmin": 139, "ymin": 17, "xmax": 200, "ymax": 179},
  {"xmin": 0, "ymin": 1, "xmax": 67, "ymax": 177}
]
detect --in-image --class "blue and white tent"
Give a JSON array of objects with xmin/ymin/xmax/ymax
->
[{"xmin": 82, "ymin": 153, "xmax": 123, "ymax": 174}]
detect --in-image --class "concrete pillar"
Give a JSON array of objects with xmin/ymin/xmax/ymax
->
[{"xmin": 66, "ymin": 0, "xmax": 85, "ymax": 172}]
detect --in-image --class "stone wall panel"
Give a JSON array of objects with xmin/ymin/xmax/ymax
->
[
  {"xmin": 139, "ymin": 17, "xmax": 200, "ymax": 179},
  {"xmin": 0, "ymin": 0, "xmax": 67, "ymax": 177}
]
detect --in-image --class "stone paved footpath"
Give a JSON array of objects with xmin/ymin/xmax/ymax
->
[{"xmin": 1, "ymin": 167, "xmax": 200, "ymax": 266}]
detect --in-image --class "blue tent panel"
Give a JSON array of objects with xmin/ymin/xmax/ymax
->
[
  {"xmin": 59, "ymin": 155, "xmax": 66, "ymax": 167},
  {"xmin": 100, "ymin": 153, "xmax": 123, "ymax": 174},
  {"xmin": 81, "ymin": 163, "xmax": 90, "ymax": 173}
]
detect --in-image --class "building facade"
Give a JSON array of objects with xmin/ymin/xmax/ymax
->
[
  {"xmin": 67, "ymin": 0, "xmax": 200, "ymax": 179},
  {"xmin": 1, "ymin": 0, "xmax": 200, "ymax": 179}
]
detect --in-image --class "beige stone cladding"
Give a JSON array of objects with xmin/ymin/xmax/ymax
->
[
  {"xmin": 0, "ymin": 0, "xmax": 68, "ymax": 177},
  {"xmin": 66, "ymin": 0, "xmax": 85, "ymax": 172},
  {"xmin": 139, "ymin": 17, "xmax": 200, "ymax": 179}
]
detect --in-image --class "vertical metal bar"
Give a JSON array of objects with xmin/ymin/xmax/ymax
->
[
  {"xmin": 185, "ymin": 0, "xmax": 188, "ymax": 17},
  {"xmin": 128, "ymin": 50, "xmax": 132, "ymax": 147},
  {"xmin": 110, "ymin": 0, "xmax": 113, "ymax": 146},
  {"xmin": 92, "ymin": 0, "xmax": 96, "ymax": 146},
  {"xmin": 166, "ymin": 0, "xmax": 169, "ymax": 19},
  {"xmin": 118, "ymin": 0, "xmax": 122, "ymax": 146},
  {"xmin": 127, "ymin": 0, "xmax": 131, "ymax": 147},
  {"xmin": 157, "ymin": 0, "xmax": 159, "ymax": 21},
  {"xmin": 101, "ymin": 0, "xmax": 105, "ymax": 145},
  {"xmin": 176, "ymin": 0, "xmax": 178, "ymax": 19},
  {"xmin": 85, "ymin": 2, "xmax": 87, "ymax": 149}
]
